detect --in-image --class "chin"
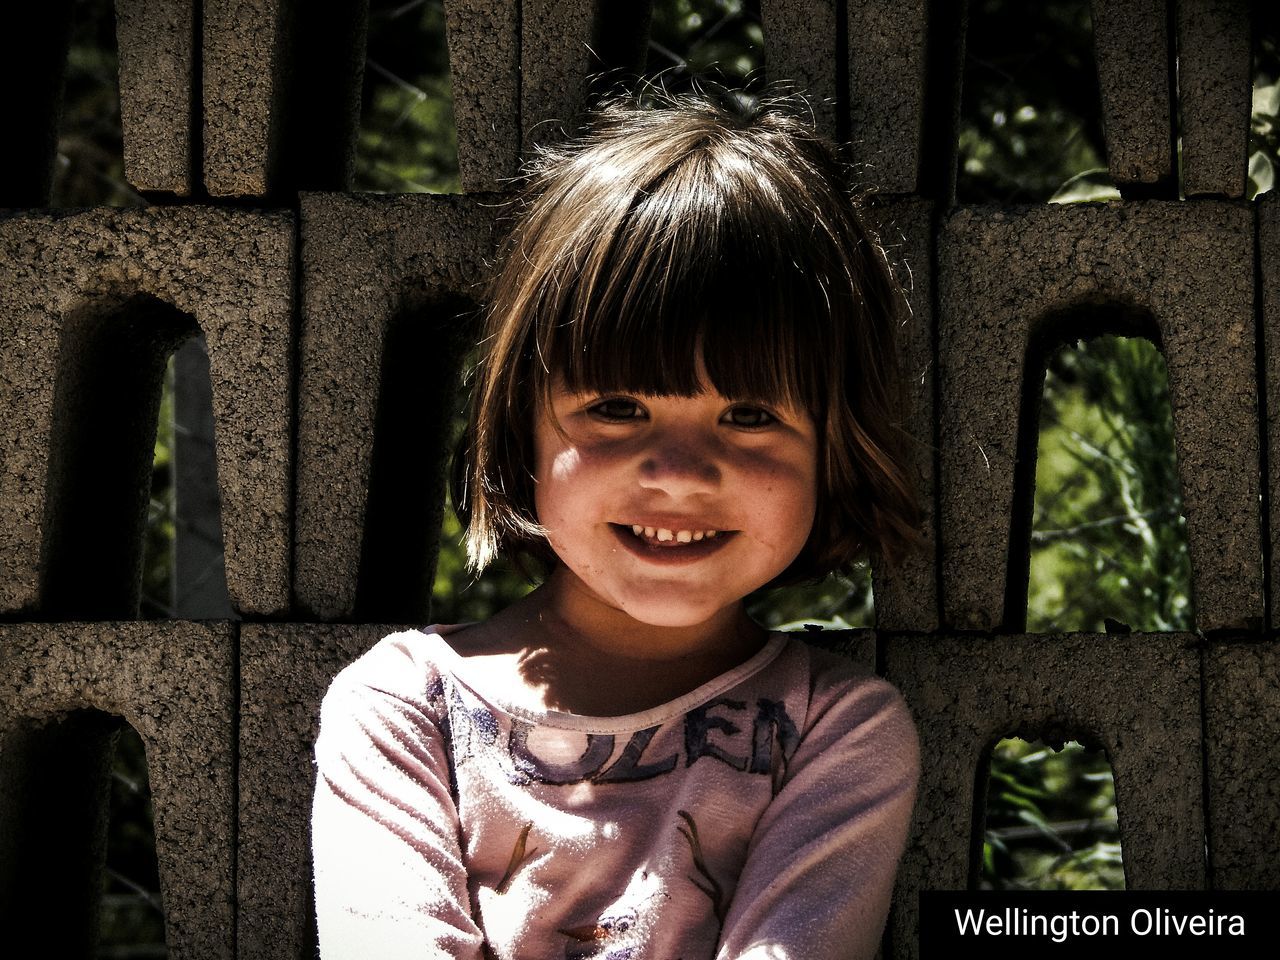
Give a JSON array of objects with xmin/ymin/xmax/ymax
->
[{"xmin": 615, "ymin": 593, "xmax": 735, "ymax": 629}]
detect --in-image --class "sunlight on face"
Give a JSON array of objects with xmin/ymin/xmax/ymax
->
[{"xmin": 532, "ymin": 379, "xmax": 819, "ymax": 629}]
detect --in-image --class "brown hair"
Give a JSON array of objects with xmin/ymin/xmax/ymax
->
[{"xmin": 453, "ymin": 86, "xmax": 920, "ymax": 582}]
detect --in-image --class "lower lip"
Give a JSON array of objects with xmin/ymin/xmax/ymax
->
[{"xmin": 609, "ymin": 524, "xmax": 735, "ymax": 566}]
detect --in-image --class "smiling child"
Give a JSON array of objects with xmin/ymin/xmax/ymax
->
[{"xmin": 312, "ymin": 87, "xmax": 922, "ymax": 960}]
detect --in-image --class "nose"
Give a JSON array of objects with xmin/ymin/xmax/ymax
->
[{"xmin": 637, "ymin": 432, "xmax": 721, "ymax": 495}]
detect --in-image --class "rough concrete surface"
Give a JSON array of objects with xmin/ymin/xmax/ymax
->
[
  {"xmin": 445, "ymin": 0, "xmax": 520, "ymax": 191},
  {"xmin": 865, "ymin": 197, "xmax": 937, "ymax": 630},
  {"xmin": 115, "ymin": 0, "xmax": 194, "ymax": 194},
  {"xmin": 297, "ymin": 193, "xmax": 498, "ymax": 620},
  {"xmin": 883, "ymin": 632, "xmax": 1205, "ymax": 960},
  {"xmin": 758, "ymin": 0, "xmax": 839, "ymax": 141},
  {"xmin": 1260, "ymin": 195, "xmax": 1280, "ymax": 624},
  {"xmin": 1203, "ymin": 640, "xmax": 1280, "ymax": 890},
  {"xmin": 521, "ymin": 0, "xmax": 599, "ymax": 152},
  {"xmin": 846, "ymin": 0, "xmax": 928, "ymax": 194},
  {"xmin": 1090, "ymin": 0, "xmax": 1173, "ymax": 192},
  {"xmin": 0, "ymin": 621, "xmax": 235, "ymax": 960},
  {"xmin": 1176, "ymin": 0, "xmax": 1251, "ymax": 198},
  {"xmin": 238, "ymin": 622, "xmax": 396, "ymax": 960},
  {"xmin": 202, "ymin": 0, "xmax": 288, "ymax": 195},
  {"xmin": 939, "ymin": 201, "xmax": 1260, "ymax": 633},
  {"xmin": 799, "ymin": 627, "xmax": 876, "ymax": 671},
  {"xmin": 0, "ymin": 208, "xmax": 294, "ymax": 618}
]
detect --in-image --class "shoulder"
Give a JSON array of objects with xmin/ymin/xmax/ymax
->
[
  {"xmin": 319, "ymin": 627, "xmax": 459, "ymax": 725},
  {"xmin": 775, "ymin": 635, "xmax": 920, "ymax": 778}
]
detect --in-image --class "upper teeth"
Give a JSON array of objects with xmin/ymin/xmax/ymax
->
[{"xmin": 630, "ymin": 525, "xmax": 718, "ymax": 541}]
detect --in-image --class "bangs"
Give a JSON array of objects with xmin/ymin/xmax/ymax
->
[
  {"xmin": 537, "ymin": 144, "xmax": 851, "ymax": 416},
  {"xmin": 460, "ymin": 89, "xmax": 920, "ymax": 578}
]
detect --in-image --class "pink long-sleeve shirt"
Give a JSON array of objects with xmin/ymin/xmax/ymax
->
[{"xmin": 311, "ymin": 626, "xmax": 919, "ymax": 960}]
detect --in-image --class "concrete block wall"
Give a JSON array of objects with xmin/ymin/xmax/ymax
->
[{"xmin": 0, "ymin": 2, "xmax": 1274, "ymax": 959}]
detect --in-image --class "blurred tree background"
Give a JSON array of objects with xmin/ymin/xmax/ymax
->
[{"xmin": 42, "ymin": 0, "xmax": 1280, "ymax": 953}]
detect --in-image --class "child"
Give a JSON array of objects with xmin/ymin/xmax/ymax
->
[{"xmin": 312, "ymin": 87, "xmax": 921, "ymax": 960}]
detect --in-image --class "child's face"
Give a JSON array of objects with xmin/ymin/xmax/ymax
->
[{"xmin": 533, "ymin": 374, "xmax": 819, "ymax": 629}]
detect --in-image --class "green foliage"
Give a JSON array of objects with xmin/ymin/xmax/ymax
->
[
  {"xmin": 958, "ymin": 0, "xmax": 1111, "ymax": 203},
  {"xmin": 1251, "ymin": 31, "xmax": 1280, "ymax": 199},
  {"xmin": 645, "ymin": 0, "xmax": 764, "ymax": 89},
  {"xmin": 353, "ymin": 0, "xmax": 460, "ymax": 194},
  {"xmin": 746, "ymin": 567, "xmax": 873, "ymax": 631},
  {"xmin": 98, "ymin": 728, "xmax": 166, "ymax": 955},
  {"xmin": 430, "ymin": 483, "xmax": 534, "ymax": 625},
  {"xmin": 981, "ymin": 739, "xmax": 1124, "ymax": 891},
  {"xmin": 981, "ymin": 333, "xmax": 1190, "ymax": 892},
  {"xmin": 54, "ymin": 0, "xmax": 143, "ymax": 208},
  {"xmin": 140, "ymin": 357, "xmax": 176, "ymax": 619},
  {"xmin": 1028, "ymin": 336, "xmax": 1192, "ymax": 632}
]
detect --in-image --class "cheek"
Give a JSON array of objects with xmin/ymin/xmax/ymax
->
[
  {"xmin": 734, "ymin": 454, "xmax": 819, "ymax": 568},
  {"xmin": 737, "ymin": 449, "xmax": 818, "ymax": 518},
  {"xmin": 533, "ymin": 442, "xmax": 622, "ymax": 528}
]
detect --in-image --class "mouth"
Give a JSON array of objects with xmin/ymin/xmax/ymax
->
[{"xmin": 608, "ymin": 523, "xmax": 736, "ymax": 565}]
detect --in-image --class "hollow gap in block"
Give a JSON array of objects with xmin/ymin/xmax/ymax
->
[
  {"xmin": 353, "ymin": 0, "xmax": 460, "ymax": 194},
  {"xmin": 1017, "ymin": 330, "xmax": 1191, "ymax": 633},
  {"xmin": 588, "ymin": 1, "xmax": 660, "ymax": 105},
  {"xmin": 0, "ymin": 712, "xmax": 127, "ymax": 953},
  {"xmin": 957, "ymin": 0, "xmax": 1115, "ymax": 204},
  {"xmin": 1251, "ymin": 5, "xmax": 1280, "ymax": 200},
  {"xmin": 98, "ymin": 722, "xmax": 167, "ymax": 957},
  {"xmin": 40, "ymin": 294, "xmax": 201, "ymax": 620},
  {"xmin": 52, "ymin": 0, "xmax": 143, "ymax": 208},
  {"xmin": 357, "ymin": 296, "xmax": 478, "ymax": 622},
  {"xmin": 645, "ymin": 0, "xmax": 764, "ymax": 93},
  {"xmin": 431, "ymin": 395, "xmax": 536, "ymax": 625},
  {"xmin": 155, "ymin": 335, "xmax": 234, "ymax": 620},
  {"xmin": 979, "ymin": 737, "xmax": 1125, "ymax": 890},
  {"xmin": 2, "ymin": 1, "xmax": 75, "ymax": 205}
]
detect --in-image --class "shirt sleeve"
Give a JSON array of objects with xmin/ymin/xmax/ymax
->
[
  {"xmin": 715, "ymin": 661, "xmax": 920, "ymax": 960},
  {"xmin": 311, "ymin": 659, "xmax": 486, "ymax": 960}
]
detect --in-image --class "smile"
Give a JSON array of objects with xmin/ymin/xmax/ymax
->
[
  {"xmin": 608, "ymin": 523, "xmax": 735, "ymax": 565},
  {"xmin": 629, "ymin": 525, "xmax": 719, "ymax": 543}
]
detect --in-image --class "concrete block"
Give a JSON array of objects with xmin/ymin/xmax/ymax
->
[
  {"xmin": 759, "ymin": 0, "xmax": 839, "ymax": 142},
  {"xmin": 444, "ymin": 0, "xmax": 519, "ymax": 192},
  {"xmin": 0, "ymin": 621, "xmax": 235, "ymax": 959},
  {"xmin": 882, "ymin": 632, "xmax": 1205, "ymax": 960},
  {"xmin": 1204, "ymin": 640, "xmax": 1280, "ymax": 889},
  {"xmin": 798, "ymin": 628, "xmax": 876, "ymax": 671},
  {"xmin": 846, "ymin": 0, "xmax": 928, "ymax": 194},
  {"xmin": 1259, "ymin": 195, "xmax": 1280, "ymax": 624},
  {"xmin": 203, "ymin": 0, "xmax": 369, "ymax": 196},
  {"xmin": 202, "ymin": 0, "xmax": 289, "ymax": 195},
  {"xmin": 939, "ymin": 202, "xmax": 1259, "ymax": 633},
  {"xmin": 238, "ymin": 623, "xmax": 391, "ymax": 960},
  {"xmin": 0, "ymin": 208, "xmax": 294, "ymax": 618},
  {"xmin": 297, "ymin": 193, "xmax": 497, "ymax": 621},
  {"xmin": 521, "ymin": 0, "xmax": 598, "ymax": 151},
  {"xmin": 116, "ymin": 0, "xmax": 195, "ymax": 194},
  {"xmin": 1090, "ymin": 0, "xmax": 1174, "ymax": 193},
  {"xmin": 1176, "ymin": 0, "xmax": 1251, "ymax": 198},
  {"xmin": 865, "ymin": 197, "xmax": 938, "ymax": 631}
]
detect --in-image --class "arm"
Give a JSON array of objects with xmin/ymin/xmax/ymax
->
[
  {"xmin": 311, "ymin": 668, "xmax": 485, "ymax": 959},
  {"xmin": 716, "ymin": 671, "xmax": 920, "ymax": 960}
]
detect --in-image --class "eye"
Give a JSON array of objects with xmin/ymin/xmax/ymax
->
[
  {"xmin": 722, "ymin": 404, "xmax": 777, "ymax": 429},
  {"xmin": 587, "ymin": 397, "xmax": 645, "ymax": 422}
]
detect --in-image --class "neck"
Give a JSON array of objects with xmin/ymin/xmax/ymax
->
[
  {"xmin": 530, "ymin": 566, "xmax": 764, "ymax": 667},
  {"xmin": 468, "ymin": 568, "xmax": 769, "ymax": 716}
]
